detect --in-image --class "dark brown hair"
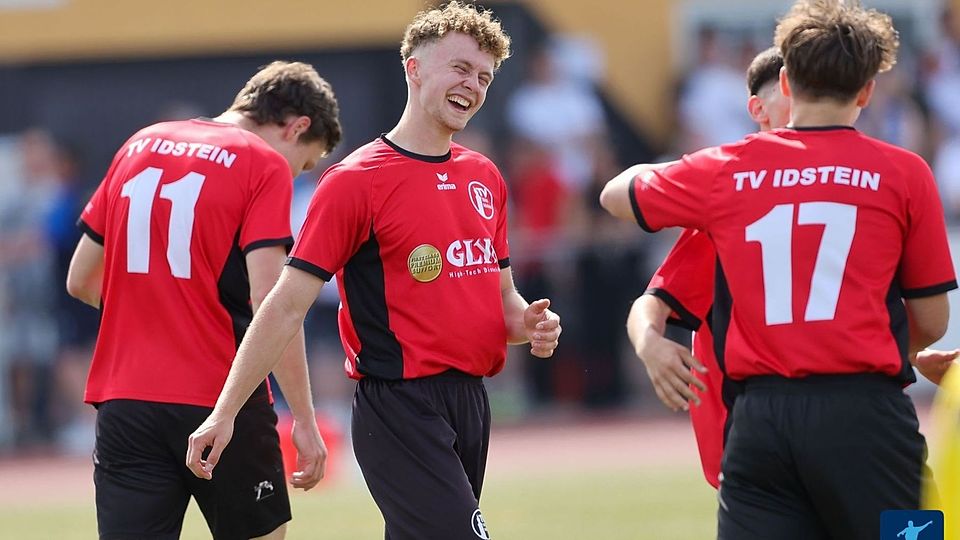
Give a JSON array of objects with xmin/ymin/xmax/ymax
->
[
  {"xmin": 746, "ymin": 46, "xmax": 784, "ymax": 96},
  {"xmin": 400, "ymin": 1, "xmax": 512, "ymax": 70},
  {"xmin": 229, "ymin": 61, "xmax": 342, "ymax": 155},
  {"xmin": 774, "ymin": 0, "xmax": 899, "ymax": 101}
]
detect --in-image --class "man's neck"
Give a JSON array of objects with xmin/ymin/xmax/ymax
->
[
  {"xmin": 788, "ymin": 98, "xmax": 860, "ymax": 128},
  {"xmin": 386, "ymin": 108, "xmax": 454, "ymax": 156}
]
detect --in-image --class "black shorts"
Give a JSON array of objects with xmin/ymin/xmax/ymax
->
[
  {"xmin": 93, "ymin": 396, "xmax": 290, "ymax": 540},
  {"xmin": 718, "ymin": 374, "xmax": 927, "ymax": 540},
  {"xmin": 352, "ymin": 370, "xmax": 493, "ymax": 540}
]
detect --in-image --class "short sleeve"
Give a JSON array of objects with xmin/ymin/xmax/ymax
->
[
  {"xmin": 77, "ymin": 148, "xmax": 125, "ymax": 245},
  {"xmin": 631, "ymin": 147, "xmax": 727, "ymax": 232},
  {"xmin": 493, "ymin": 165, "xmax": 510, "ymax": 268},
  {"xmin": 239, "ymin": 152, "xmax": 294, "ymax": 254},
  {"xmin": 900, "ymin": 157, "xmax": 957, "ymax": 297},
  {"xmin": 78, "ymin": 182, "xmax": 108, "ymax": 245},
  {"xmin": 645, "ymin": 228, "xmax": 716, "ymax": 331},
  {"xmin": 287, "ymin": 164, "xmax": 373, "ymax": 281}
]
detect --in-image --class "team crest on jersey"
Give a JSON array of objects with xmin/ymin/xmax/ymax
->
[
  {"xmin": 467, "ymin": 180, "xmax": 494, "ymax": 220},
  {"xmin": 407, "ymin": 244, "xmax": 442, "ymax": 283},
  {"xmin": 471, "ymin": 509, "xmax": 491, "ymax": 539}
]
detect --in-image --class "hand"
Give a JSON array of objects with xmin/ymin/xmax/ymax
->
[
  {"xmin": 913, "ymin": 348, "xmax": 959, "ymax": 386},
  {"xmin": 186, "ymin": 414, "xmax": 235, "ymax": 480},
  {"xmin": 289, "ymin": 417, "xmax": 328, "ymax": 491},
  {"xmin": 524, "ymin": 299, "xmax": 561, "ymax": 358},
  {"xmin": 636, "ymin": 335, "xmax": 707, "ymax": 412}
]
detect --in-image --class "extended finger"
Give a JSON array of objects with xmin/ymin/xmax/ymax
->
[
  {"xmin": 680, "ymin": 349, "xmax": 707, "ymax": 374},
  {"xmin": 654, "ymin": 378, "xmax": 687, "ymax": 411},
  {"xmin": 667, "ymin": 374, "xmax": 701, "ymax": 406}
]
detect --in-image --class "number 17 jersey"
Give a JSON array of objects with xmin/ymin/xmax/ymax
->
[
  {"xmin": 79, "ymin": 119, "xmax": 294, "ymax": 407},
  {"xmin": 631, "ymin": 126, "xmax": 957, "ymax": 380}
]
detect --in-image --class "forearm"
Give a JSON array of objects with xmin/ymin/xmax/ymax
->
[
  {"xmin": 502, "ymin": 287, "xmax": 531, "ymax": 345},
  {"xmin": 211, "ymin": 291, "xmax": 305, "ymax": 419},
  {"xmin": 627, "ymin": 295, "xmax": 671, "ymax": 360},
  {"xmin": 270, "ymin": 328, "xmax": 317, "ymax": 424}
]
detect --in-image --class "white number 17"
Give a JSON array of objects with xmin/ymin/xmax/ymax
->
[{"xmin": 745, "ymin": 202, "xmax": 857, "ymax": 325}]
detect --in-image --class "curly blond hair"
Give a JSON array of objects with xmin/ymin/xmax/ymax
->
[
  {"xmin": 400, "ymin": 1, "xmax": 512, "ymax": 70},
  {"xmin": 774, "ymin": 0, "xmax": 899, "ymax": 101}
]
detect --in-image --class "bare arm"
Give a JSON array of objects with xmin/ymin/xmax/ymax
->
[
  {"xmin": 500, "ymin": 268, "xmax": 561, "ymax": 357},
  {"xmin": 66, "ymin": 234, "xmax": 105, "ymax": 308},
  {"xmin": 906, "ymin": 294, "xmax": 950, "ymax": 355},
  {"xmin": 626, "ymin": 295, "xmax": 706, "ymax": 411},
  {"xmin": 187, "ymin": 265, "xmax": 324, "ymax": 480},
  {"xmin": 246, "ymin": 247, "xmax": 326, "ymax": 489},
  {"xmin": 599, "ymin": 161, "xmax": 678, "ymax": 222},
  {"xmin": 246, "ymin": 247, "xmax": 316, "ymax": 425}
]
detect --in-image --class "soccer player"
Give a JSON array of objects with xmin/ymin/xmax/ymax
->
[
  {"xmin": 185, "ymin": 3, "xmax": 562, "ymax": 540},
  {"xmin": 66, "ymin": 61, "xmax": 342, "ymax": 540},
  {"xmin": 629, "ymin": 46, "xmax": 788, "ymax": 491},
  {"xmin": 600, "ymin": 1, "xmax": 955, "ymax": 539}
]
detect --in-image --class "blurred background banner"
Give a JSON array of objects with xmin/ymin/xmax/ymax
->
[{"xmin": 1, "ymin": 1, "xmax": 959, "ymax": 536}]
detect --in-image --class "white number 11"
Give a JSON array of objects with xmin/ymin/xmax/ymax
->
[
  {"xmin": 120, "ymin": 167, "xmax": 206, "ymax": 279},
  {"xmin": 745, "ymin": 202, "xmax": 857, "ymax": 325}
]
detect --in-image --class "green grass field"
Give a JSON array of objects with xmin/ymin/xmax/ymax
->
[{"xmin": 2, "ymin": 467, "xmax": 717, "ymax": 539}]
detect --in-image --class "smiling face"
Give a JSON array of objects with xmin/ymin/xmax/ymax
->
[{"xmin": 410, "ymin": 32, "xmax": 496, "ymax": 134}]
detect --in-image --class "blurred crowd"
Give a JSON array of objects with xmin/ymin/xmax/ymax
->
[{"xmin": 4, "ymin": 12, "xmax": 960, "ymax": 455}]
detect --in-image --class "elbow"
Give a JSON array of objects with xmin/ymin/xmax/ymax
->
[
  {"xmin": 599, "ymin": 182, "xmax": 617, "ymax": 214},
  {"xmin": 915, "ymin": 320, "xmax": 949, "ymax": 350},
  {"xmin": 65, "ymin": 273, "xmax": 85, "ymax": 301}
]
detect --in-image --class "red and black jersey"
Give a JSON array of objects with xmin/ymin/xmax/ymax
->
[
  {"xmin": 632, "ymin": 126, "xmax": 957, "ymax": 381},
  {"xmin": 289, "ymin": 136, "xmax": 510, "ymax": 380},
  {"xmin": 79, "ymin": 119, "xmax": 293, "ymax": 407},
  {"xmin": 646, "ymin": 228, "xmax": 725, "ymax": 488}
]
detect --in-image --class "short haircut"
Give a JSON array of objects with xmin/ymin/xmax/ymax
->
[
  {"xmin": 400, "ymin": 1, "xmax": 512, "ymax": 70},
  {"xmin": 228, "ymin": 61, "xmax": 342, "ymax": 156},
  {"xmin": 746, "ymin": 47, "xmax": 784, "ymax": 96},
  {"xmin": 774, "ymin": 0, "xmax": 899, "ymax": 102}
]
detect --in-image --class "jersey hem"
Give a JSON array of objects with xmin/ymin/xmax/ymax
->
[
  {"xmin": 629, "ymin": 176, "xmax": 657, "ymax": 232},
  {"xmin": 243, "ymin": 236, "xmax": 294, "ymax": 255},
  {"xmin": 645, "ymin": 287, "xmax": 702, "ymax": 331},
  {"xmin": 77, "ymin": 218, "xmax": 105, "ymax": 245},
  {"xmin": 902, "ymin": 279, "xmax": 959, "ymax": 299},
  {"xmin": 286, "ymin": 256, "xmax": 334, "ymax": 281}
]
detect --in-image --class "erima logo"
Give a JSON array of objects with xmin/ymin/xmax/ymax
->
[
  {"xmin": 254, "ymin": 480, "xmax": 275, "ymax": 502},
  {"xmin": 437, "ymin": 172, "xmax": 456, "ymax": 191},
  {"xmin": 472, "ymin": 509, "xmax": 490, "ymax": 539}
]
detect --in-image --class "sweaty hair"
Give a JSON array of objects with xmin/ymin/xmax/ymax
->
[
  {"xmin": 400, "ymin": 1, "xmax": 512, "ymax": 70},
  {"xmin": 774, "ymin": 0, "xmax": 898, "ymax": 102},
  {"xmin": 228, "ymin": 61, "xmax": 342, "ymax": 155},
  {"xmin": 746, "ymin": 47, "xmax": 784, "ymax": 96}
]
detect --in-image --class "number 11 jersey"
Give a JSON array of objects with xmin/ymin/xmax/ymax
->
[
  {"xmin": 79, "ymin": 119, "xmax": 294, "ymax": 407},
  {"xmin": 630, "ymin": 126, "xmax": 957, "ymax": 380}
]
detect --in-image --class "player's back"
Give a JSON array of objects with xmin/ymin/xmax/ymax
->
[
  {"xmin": 80, "ymin": 119, "xmax": 294, "ymax": 407},
  {"xmin": 704, "ymin": 127, "xmax": 955, "ymax": 380}
]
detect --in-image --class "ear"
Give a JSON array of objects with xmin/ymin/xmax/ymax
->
[
  {"xmin": 405, "ymin": 56, "xmax": 421, "ymax": 85},
  {"xmin": 747, "ymin": 95, "xmax": 767, "ymax": 125},
  {"xmin": 778, "ymin": 66, "xmax": 792, "ymax": 99},
  {"xmin": 855, "ymin": 79, "xmax": 876, "ymax": 108},
  {"xmin": 283, "ymin": 115, "xmax": 311, "ymax": 142}
]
